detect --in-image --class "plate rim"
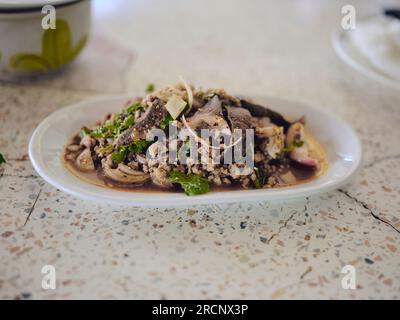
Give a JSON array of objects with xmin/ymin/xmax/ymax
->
[{"xmin": 29, "ymin": 94, "xmax": 363, "ymax": 207}]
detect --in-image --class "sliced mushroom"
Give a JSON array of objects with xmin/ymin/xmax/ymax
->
[
  {"xmin": 240, "ymin": 98, "xmax": 291, "ymax": 131},
  {"xmin": 286, "ymin": 121, "xmax": 318, "ymax": 167},
  {"xmin": 67, "ymin": 144, "xmax": 81, "ymax": 152},
  {"xmin": 65, "ymin": 153, "xmax": 77, "ymax": 161},
  {"xmin": 150, "ymin": 167, "xmax": 172, "ymax": 188},
  {"xmin": 103, "ymin": 161, "xmax": 150, "ymax": 186},
  {"xmin": 136, "ymin": 154, "xmax": 147, "ymax": 165},
  {"xmin": 80, "ymin": 135, "xmax": 95, "ymax": 148},
  {"xmin": 76, "ymin": 148, "xmax": 95, "ymax": 171}
]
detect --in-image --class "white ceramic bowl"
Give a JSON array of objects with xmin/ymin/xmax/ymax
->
[
  {"xmin": 0, "ymin": 0, "xmax": 90, "ymax": 79},
  {"xmin": 29, "ymin": 94, "xmax": 362, "ymax": 207},
  {"xmin": 332, "ymin": 14, "xmax": 400, "ymax": 90}
]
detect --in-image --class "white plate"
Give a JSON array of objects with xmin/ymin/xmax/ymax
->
[
  {"xmin": 29, "ymin": 95, "xmax": 362, "ymax": 206},
  {"xmin": 332, "ymin": 22, "xmax": 400, "ymax": 90}
]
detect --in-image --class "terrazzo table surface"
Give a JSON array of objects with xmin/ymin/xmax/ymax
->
[{"xmin": 1, "ymin": 0, "xmax": 400, "ymax": 299}]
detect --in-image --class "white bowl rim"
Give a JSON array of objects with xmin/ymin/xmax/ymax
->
[
  {"xmin": 0, "ymin": 0, "xmax": 82, "ymax": 11},
  {"xmin": 331, "ymin": 15, "xmax": 400, "ymax": 90}
]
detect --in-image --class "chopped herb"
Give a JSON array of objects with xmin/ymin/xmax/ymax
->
[
  {"xmin": 111, "ymin": 149, "xmax": 127, "ymax": 164},
  {"xmin": 111, "ymin": 140, "xmax": 153, "ymax": 164},
  {"xmin": 133, "ymin": 139, "xmax": 153, "ymax": 154},
  {"xmin": 91, "ymin": 126, "xmax": 108, "ymax": 138},
  {"xmin": 99, "ymin": 144, "xmax": 113, "ymax": 152},
  {"xmin": 126, "ymin": 102, "xmax": 143, "ymax": 114},
  {"xmin": 111, "ymin": 146, "xmax": 128, "ymax": 164},
  {"xmin": 254, "ymin": 167, "xmax": 267, "ymax": 189},
  {"xmin": 282, "ymin": 140, "xmax": 304, "ymax": 153},
  {"xmin": 0, "ymin": 153, "xmax": 6, "ymax": 165},
  {"xmin": 79, "ymin": 126, "xmax": 91, "ymax": 138},
  {"xmin": 168, "ymin": 171, "xmax": 210, "ymax": 196},
  {"xmin": 293, "ymin": 141, "xmax": 304, "ymax": 148},
  {"xmin": 145, "ymin": 83, "xmax": 155, "ymax": 93},
  {"xmin": 121, "ymin": 114, "xmax": 135, "ymax": 130},
  {"xmin": 90, "ymin": 105, "xmax": 140, "ymax": 139},
  {"xmin": 160, "ymin": 114, "xmax": 173, "ymax": 129}
]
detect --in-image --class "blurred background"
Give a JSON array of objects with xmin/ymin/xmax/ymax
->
[
  {"xmin": 89, "ymin": 0, "xmax": 400, "ymax": 93},
  {"xmin": 2, "ymin": 0, "xmax": 400, "ymax": 96}
]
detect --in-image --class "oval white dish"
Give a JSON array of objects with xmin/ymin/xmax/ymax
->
[{"xmin": 29, "ymin": 95, "xmax": 362, "ymax": 206}]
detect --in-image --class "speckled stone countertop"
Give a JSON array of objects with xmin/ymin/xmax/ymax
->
[{"xmin": 1, "ymin": 0, "xmax": 399, "ymax": 299}]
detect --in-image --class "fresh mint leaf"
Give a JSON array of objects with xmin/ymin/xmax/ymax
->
[
  {"xmin": 160, "ymin": 114, "xmax": 173, "ymax": 129},
  {"xmin": 111, "ymin": 140, "xmax": 153, "ymax": 164},
  {"xmin": 133, "ymin": 140, "xmax": 152, "ymax": 154},
  {"xmin": 126, "ymin": 102, "xmax": 143, "ymax": 114},
  {"xmin": 91, "ymin": 108, "xmax": 138, "ymax": 139},
  {"xmin": 111, "ymin": 151, "xmax": 126, "ymax": 164},
  {"xmin": 111, "ymin": 145, "xmax": 131, "ymax": 164},
  {"xmin": 121, "ymin": 115, "xmax": 135, "ymax": 130},
  {"xmin": 168, "ymin": 171, "xmax": 210, "ymax": 196}
]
